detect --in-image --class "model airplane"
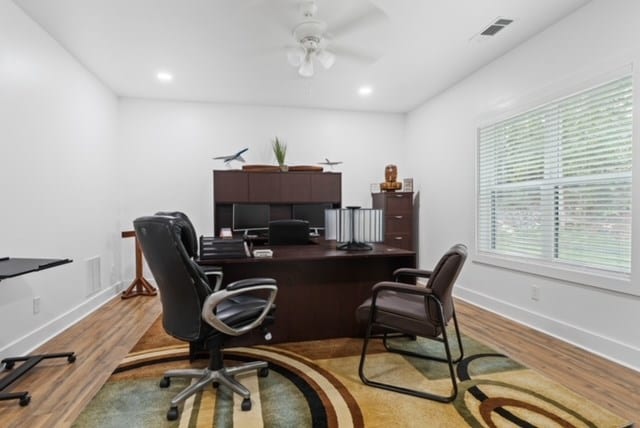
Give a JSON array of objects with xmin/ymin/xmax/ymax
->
[
  {"xmin": 213, "ymin": 148, "xmax": 248, "ymax": 166},
  {"xmin": 318, "ymin": 158, "xmax": 343, "ymax": 169}
]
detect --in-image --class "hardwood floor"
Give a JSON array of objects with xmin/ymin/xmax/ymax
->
[
  {"xmin": 456, "ymin": 300, "xmax": 639, "ymax": 424},
  {"xmin": 0, "ymin": 295, "xmax": 161, "ymax": 428},
  {"xmin": 1, "ymin": 295, "xmax": 638, "ymax": 427}
]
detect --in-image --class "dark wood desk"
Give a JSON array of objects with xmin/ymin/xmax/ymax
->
[{"xmin": 198, "ymin": 241, "xmax": 415, "ymax": 344}]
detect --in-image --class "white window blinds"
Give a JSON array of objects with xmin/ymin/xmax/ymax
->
[{"xmin": 478, "ymin": 75, "xmax": 633, "ymax": 274}]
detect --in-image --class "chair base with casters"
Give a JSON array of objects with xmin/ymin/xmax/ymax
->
[
  {"xmin": 159, "ymin": 347, "xmax": 269, "ymax": 420},
  {"xmin": 356, "ymin": 244, "xmax": 468, "ymax": 403}
]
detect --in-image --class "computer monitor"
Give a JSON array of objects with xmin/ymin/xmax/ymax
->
[
  {"xmin": 232, "ymin": 203, "xmax": 270, "ymax": 233},
  {"xmin": 292, "ymin": 203, "xmax": 332, "ymax": 232}
]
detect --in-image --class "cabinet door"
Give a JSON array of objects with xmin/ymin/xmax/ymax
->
[
  {"xmin": 281, "ymin": 173, "xmax": 311, "ymax": 202},
  {"xmin": 248, "ymin": 173, "xmax": 281, "ymax": 202},
  {"xmin": 310, "ymin": 173, "xmax": 341, "ymax": 202},
  {"xmin": 214, "ymin": 171, "xmax": 248, "ymax": 202}
]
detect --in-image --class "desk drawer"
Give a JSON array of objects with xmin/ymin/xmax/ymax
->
[
  {"xmin": 384, "ymin": 233, "xmax": 412, "ymax": 250},
  {"xmin": 385, "ymin": 215, "xmax": 412, "ymax": 234},
  {"xmin": 385, "ymin": 193, "xmax": 412, "ymax": 214}
]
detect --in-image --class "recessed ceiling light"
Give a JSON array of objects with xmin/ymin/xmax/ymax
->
[
  {"xmin": 156, "ymin": 71, "xmax": 173, "ymax": 82},
  {"xmin": 358, "ymin": 86, "xmax": 373, "ymax": 96}
]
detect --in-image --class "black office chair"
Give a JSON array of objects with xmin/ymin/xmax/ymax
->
[
  {"xmin": 268, "ymin": 219, "xmax": 310, "ymax": 245},
  {"xmin": 154, "ymin": 211, "xmax": 223, "ymax": 291},
  {"xmin": 134, "ymin": 215, "xmax": 277, "ymax": 421},
  {"xmin": 356, "ymin": 244, "xmax": 467, "ymax": 402}
]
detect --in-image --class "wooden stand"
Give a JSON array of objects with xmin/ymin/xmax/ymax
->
[{"xmin": 121, "ymin": 231, "xmax": 157, "ymax": 299}]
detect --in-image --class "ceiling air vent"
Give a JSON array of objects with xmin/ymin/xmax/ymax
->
[{"xmin": 480, "ymin": 17, "xmax": 514, "ymax": 36}]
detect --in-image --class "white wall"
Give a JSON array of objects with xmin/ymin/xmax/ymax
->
[
  {"xmin": 405, "ymin": 0, "xmax": 640, "ymax": 370},
  {"xmin": 117, "ymin": 99, "xmax": 405, "ymax": 243},
  {"xmin": 0, "ymin": 0, "xmax": 120, "ymax": 358}
]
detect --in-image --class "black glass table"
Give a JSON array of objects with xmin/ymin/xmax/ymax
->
[{"xmin": 0, "ymin": 257, "xmax": 75, "ymax": 407}]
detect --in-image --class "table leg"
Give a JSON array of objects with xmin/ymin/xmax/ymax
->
[{"xmin": 121, "ymin": 236, "xmax": 157, "ymax": 299}]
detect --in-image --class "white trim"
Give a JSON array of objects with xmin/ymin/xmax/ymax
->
[
  {"xmin": 473, "ymin": 253, "xmax": 637, "ymax": 297},
  {"xmin": 0, "ymin": 282, "xmax": 123, "ymax": 359},
  {"xmin": 455, "ymin": 285, "xmax": 640, "ymax": 372}
]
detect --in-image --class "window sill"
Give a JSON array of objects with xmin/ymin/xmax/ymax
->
[{"xmin": 473, "ymin": 252, "xmax": 636, "ymax": 296}]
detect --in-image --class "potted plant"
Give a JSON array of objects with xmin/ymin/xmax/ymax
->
[{"xmin": 272, "ymin": 137, "xmax": 288, "ymax": 171}]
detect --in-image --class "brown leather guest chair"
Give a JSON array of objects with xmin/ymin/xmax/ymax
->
[{"xmin": 356, "ymin": 244, "xmax": 467, "ymax": 402}]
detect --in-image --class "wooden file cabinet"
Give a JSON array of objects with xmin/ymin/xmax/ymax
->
[{"xmin": 372, "ymin": 192, "xmax": 414, "ymax": 251}]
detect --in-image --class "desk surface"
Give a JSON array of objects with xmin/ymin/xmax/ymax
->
[
  {"xmin": 0, "ymin": 257, "xmax": 72, "ymax": 281},
  {"xmin": 198, "ymin": 240, "xmax": 414, "ymax": 265}
]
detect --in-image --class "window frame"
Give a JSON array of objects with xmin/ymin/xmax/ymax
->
[{"xmin": 474, "ymin": 65, "xmax": 637, "ymax": 296}]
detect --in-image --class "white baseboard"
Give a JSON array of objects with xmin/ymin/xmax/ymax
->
[
  {"xmin": 0, "ymin": 282, "xmax": 123, "ymax": 359},
  {"xmin": 455, "ymin": 285, "xmax": 640, "ymax": 373}
]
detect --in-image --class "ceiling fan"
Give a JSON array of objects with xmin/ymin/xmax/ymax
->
[{"xmin": 285, "ymin": 1, "xmax": 386, "ymax": 78}]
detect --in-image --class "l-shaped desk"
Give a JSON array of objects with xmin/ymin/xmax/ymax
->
[{"xmin": 198, "ymin": 240, "xmax": 415, "ymax": 344}]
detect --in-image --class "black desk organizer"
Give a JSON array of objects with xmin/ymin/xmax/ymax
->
[
  {"xmin": 198, "ymin": 237, "xmax": 250, "ymax": 259},
  {"xmin": 0, "ymin": 257, "xmax": 75, "ymax": 407}
]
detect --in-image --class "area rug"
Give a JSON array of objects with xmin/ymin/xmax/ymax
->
[{"xmin": 73, "ymin": 317, "xmax": 631, "ymax": 427}]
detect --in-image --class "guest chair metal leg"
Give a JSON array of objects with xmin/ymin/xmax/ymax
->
[{"xmin": 358, "ymin": 301, "xmax": 459, "ymax": 403}]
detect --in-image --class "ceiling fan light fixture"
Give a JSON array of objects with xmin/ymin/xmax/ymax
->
[
  {"xmin": 298, "ymin": 57, "xmax": 314, "ymax": 77},
  {"xmin": 316, "ymin": 49, "xmax": 335, "ymax": 69},
  {"xmin": 287, "ymin": 46, "xmax": 306, "ymax": 67}
]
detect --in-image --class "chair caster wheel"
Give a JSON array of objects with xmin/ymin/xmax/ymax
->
[
  {"xmin": 258, "ymin": 367, "xmax": 269, "ymax": 377},
  {"xmin": 212, "ymin": 381, "xmax": 219, "ymax": 388},
  {"xmin": 4, "ymin": 362, "xmax": 15, "ymax": 370},
  {"xmin": 159, "ymin": 377, "xmax": 171, "ymax": 388},
  {"xmin": 19, "ymin": 395, "xmax": 31, "ymax": 407},
  {"xmin": 241, "ymin": 398, "xmax": 251, "ymax": 411},
  {"xmin": 68, "ymin": 355, "xmax": 76, "ymax": 363},
  {"xmin": 167, "ymin": 406, "xmax": 179, "ymax": 421}
]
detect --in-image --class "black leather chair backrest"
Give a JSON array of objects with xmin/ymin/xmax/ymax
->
[
  {"xmin": 155, "ymin": 211, "xmax": 198, "ymax": 258},
  {"xmin": 425, "ymin": 244, "xmax": 467, "ymax": 325},
  {"xmin": 134, "ymin": 215, "xmax": 211, "ymax": 342},
  {"xmin": 269, "ymin": 219, "xmax": 310, "ymax": 245}
]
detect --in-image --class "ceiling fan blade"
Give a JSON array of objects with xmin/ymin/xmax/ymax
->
[
  {"xmin": 327, "ymin": 4, "xmax": 388, "ymax": 39},
  {"xmin": 330, "ymin": 44, "xmax": 379, "ymax": 64}
]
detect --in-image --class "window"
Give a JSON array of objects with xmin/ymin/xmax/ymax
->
[{"xmin": 477, "ymin": 75, "xmax": 633, "ymax": 275}]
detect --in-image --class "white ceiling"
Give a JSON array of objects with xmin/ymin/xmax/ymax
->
[{"xmin": 14, "ymin": 0, "xmax": 590, "ymax": 113}]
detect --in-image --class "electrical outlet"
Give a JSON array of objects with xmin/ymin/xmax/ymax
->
[
  {"xmin": 531, "ymin": 285, "xmax": 540, "ymax": 301},
  {"xmin": 33, "ymin": 296, "xmax": 41, "ymax": 314}
]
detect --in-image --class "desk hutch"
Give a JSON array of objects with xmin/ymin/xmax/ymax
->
[{"xmin": 213, "ymin": 170, "xmax": 341, "ymax": 235}]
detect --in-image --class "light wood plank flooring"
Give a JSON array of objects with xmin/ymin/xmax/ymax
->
[
  {"xmin": 1, "ymin": 295, "xmax": 161, "ymax": 428},
  {"xmin": 1, "ymin": 296, "xmax": 638, "ymax": 427}
]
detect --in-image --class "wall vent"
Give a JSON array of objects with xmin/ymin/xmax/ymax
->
[{"xmin": 85, "ymin": 256, "xmax": 101, "ymax": 296}]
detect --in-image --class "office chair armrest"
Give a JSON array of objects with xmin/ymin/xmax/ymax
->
[
  {"xmin": 227, "ymin": 277, "xmax": 277, "ymax": 291},
  {"xmin": 393, "ymin": 268, "xmax": 433, "ymax": 283},
  {"xmin": 201, "ymin": 280, "xmax": 277, "ymax": 337},
  {"xmin": 202, "ymin": 266, "xmax": 223, "ymax": 291}
]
